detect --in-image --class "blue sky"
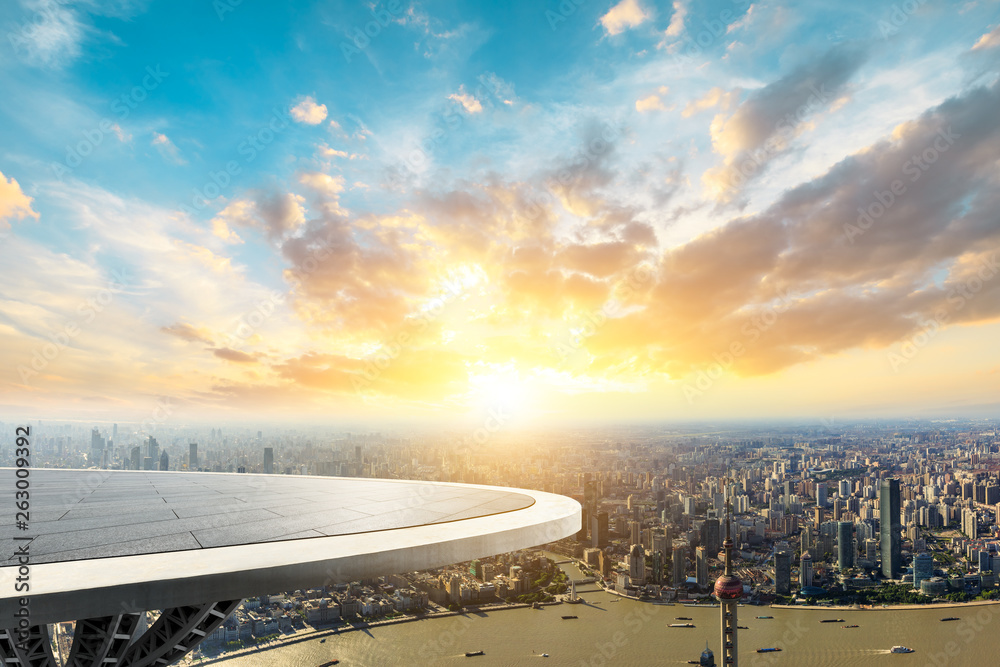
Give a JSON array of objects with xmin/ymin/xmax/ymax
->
[{"xmin": 1, "ymin": 0, "xmax": 999, "ymax": 423}]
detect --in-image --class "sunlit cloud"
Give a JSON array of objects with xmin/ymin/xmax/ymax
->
[
  {"xmin": 290, "ymin": 96, "xmax": 328, "ymax": 124},
  {"xmin": 600, "ymin": 0, "xmax": 652, "ymax": 36}
]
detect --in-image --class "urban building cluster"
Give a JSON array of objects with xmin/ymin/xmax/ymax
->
[{"xmin": 6, "ymin": 417, "xmax": 1000, "ymax": 659}]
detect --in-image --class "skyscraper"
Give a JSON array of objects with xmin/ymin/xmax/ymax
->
[
  {"xmin": 701, "ymin": 518, "xmax": 721, "ymax": 556},
  {"xmin": 799, "ymin": 552, "xmax": 813, "ymax": 588},
  {"xmin": 672, "ymin": 544, "xmax": 687, "ymax": 588},
  {"xmin": 90, "ymin": 428, "xmax": 104, "ymax": 465},
  {"xmin": 189, "ymin": 443, "xmax": 198, "ymax": 470},
  {"xmin": 912, "ymin": 552, "xmax": 934, "ymax": 590},
  {"xmin": 264, "ymin": 447, "xmax": 274, "ymax": 474},
  {"xmin": 146, "ymin": 436, "xmax": 159, "ymax": 466},
  {"xmin": 714, "ymin": 492, "xmax": 741, "ymax": 667},
  {"xmin": 837, "ymin": 521, "xmax": 854, "ymax": 570},
  {"xmin": 591, "ymin": 511, "xmax": 609, "ymax": 548},
  {"xmin": 159, "ymin": 450, "xmax": 169, "ymax": 471},
  {"xmin": 774, "ymin": 550, "xmax": 791, "ymax": 595},
  {"xmin": 816, "ymin": 483, "xmax": 827, "ymax": 508},
  {"xmin": 696, "ymin": 546, "xmax": 708, "ymax": 587},
  {"xmin": 880, "ymin": 479, "xmax": 902, "ymax": 579},
  {"xmin": 629, "ymin": 544, "xmax": 645, "ymax": 586}
]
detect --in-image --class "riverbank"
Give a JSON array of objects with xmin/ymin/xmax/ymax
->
[
  {"xmin": 184, "ymin": 601, "xmax": 561, "ymax": 665},
  {"xmin": 770, "ymin": 599, "xmax": 1000, "ymax": 611}
]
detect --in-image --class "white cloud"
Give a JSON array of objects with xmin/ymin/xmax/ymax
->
[
  {"xmin": 151, "ymin": 132, "xmax": 185, "ymax": 165},
  {"xmin": 448, "ymin": 87, "xmax": 483, "ymax": 114},
  {"xmin": 636, "ymin": 93, "xmax": 666, "ymax": 112},
  {"xmin": 600, "ymin": 0, "xmax": 651, "ymax": 36},
  {"xmin": 111, "ymin": 123, "xmax": 130, "ymax": 142},
  {"xmin": 8, "ymin": 1, "xmax": 85, "ymax": 67},
  {"xmin": 317, "ymin": 143, "xmax": 349, "ymax": 159},
  {"xmin": 298, "ymin": 172, "xmax": 346, "ymax": 198},
  {"xmin": 664, "ymin": 0, "xmax": 686, "ymax": 37},
  {"xmin": 290, "ymin": 96, "xmax": 328, "ymax": 125}
]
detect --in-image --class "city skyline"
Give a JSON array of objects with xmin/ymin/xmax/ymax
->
[{"xmin": 2, "ymin": 0, "xmax": 1000, "ymax": 424}]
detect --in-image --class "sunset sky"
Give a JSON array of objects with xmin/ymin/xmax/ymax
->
[{"xmin": 1, "ymin": 0, "xmax": 999, "ymax": 425}]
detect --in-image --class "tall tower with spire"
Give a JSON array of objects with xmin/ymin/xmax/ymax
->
[{"xmin": 713, "ymin": 479, "xmax": 741, "ymax": 666}]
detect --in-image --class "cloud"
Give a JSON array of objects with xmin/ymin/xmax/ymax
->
[
  {"xmin": 589, "ymin": 78, "xmax": 1000, "ymax": 380},
  {"xmin": 151, "ymin": 132, "xmax": 186, "ymax": 165},
  {"xmin": 210, "ymin": 200, "xmax": 251, "ymax": 243},
  {"xmin": 664, "ymin": 0, "xmax": 686, "ymax": 37},
  {"xmin": 0, "ymin": 172, "xmax": 39, "ymax": 229},
  {"xmin": 478, "ymin": 72, "xmax": 518, "ymax": 106},
  {"xmin": 213, "ymin": 348, "xmax": 258, "ymax": 363},
  {"xmin": 161, "ymin": 323, "xmax": 213, "ymax": 344},
  {"xmin": 318, "ymin": 143, "xmax": 349, "ymax": 159},
  {"xmin": 448, "ymin": 87, "xmax": 483, "ymax": 113},
  {"xmin": 8, "ymin": 0, "xmax": 85, "ymax": 67},
  {"xmin": 682, "ymin": 87, "xmax": 738, "ymax": 117},
  {"xmin": 298, "ymin": 172, "xmax": 347, "ymax": 215},
  {"xmin": 702, "ymin": 46, "xmax": 868, "ymax": 201},
  {"xmin": 111, "ymin": 123, "xmax": 130, "ymax": 142},
  {"xmin": 600, "ymin": 0, "xmax": 651, "ymax": 35},
  {"xmin": 298, "ymin": 172, "xmax": 346, "ymax": 198},
  {"xmin": 215, "ymin": 191, "xmax": 307, "ymax": 240},
  {"xmin": 972, "ymin": 25, "xmax": 1000, "ymax": 50},
  {"xmin": 290, "ymin": 96, "xmax": 328, "ymax": 124},
  {"xmin": 636, "ymin": 87, "xmax": 669, "ymax": 112}
]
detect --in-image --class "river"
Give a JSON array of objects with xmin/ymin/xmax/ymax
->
[{"xmin": 205, "ymin": 558, "xmax": 1000, "ymax": 666}]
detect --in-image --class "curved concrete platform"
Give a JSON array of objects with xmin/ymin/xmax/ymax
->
[{"xmin": 0, "ymin": 470, "xmax": 580, "ymax": 629}]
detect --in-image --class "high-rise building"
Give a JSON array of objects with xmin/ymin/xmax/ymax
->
[
  {"xmin": 651, "ymin": 551, "xmax": 663, "ymax": 584},
  {"xmin": 159, "ymin": 450, "xmax": 169, "ymax": 471},
  {"xmin": 801, "ymin": 523, "xmax": 814, "ymax": 555},
  {"xmin": 701, "ymin": 518, "xmax": 721, "ymax": 556},
  {"xmin": 837, "ymin": 521, "xmax": 854, "ymax": 570},
  {"xmin": 913, "ymin": 552, "xmax": 934, "ymax": 590},
  {"xmin": 629, "ymin": 544, "xmax": 645, "ymax": 586},
  {"xmin": 962, "ymin": 508, "xmax": 977, "ymax": 538},
  {"xmin": 816, "ymin": 483, "xmax": 828, "ymax": 508},
  {"xmin": 90, "ymin": 428, "xmax": 104, "ymax": 464},
  {"xmin": 146, "ymin": 436, "xmax": 159, "ymax": 466},
  {"xmin": 774, "ymin": 550, "xmax": 791, "ymax": 594},
  {"xmin": 130, "ymin": 447, "xmax": 140, "ymax": 471},
  {"xmin": 714, "ymin": 494, "xmax": 741, "ymax": 667},
  {"xmin": 672, "ymin": 544, "xmax": 687, "ymax": 588},
  {"xmin": 189, "ymin": 443, "xmax": 198, "ymax": 470},
  {"xmin": 799, "ymin": 552, "xmax": 813, "ymax": 588},
  {"xmin": 880, "ymin": 479, "xmax": 902, "ymax": 579},
  {"xmin": 629, "ymin": 521, "xmax": 641, "ymax": 546},
  {"xmin": 264, "ymin": 447, "xmax": 274, "ymax": 474},
  {"xmin": 143, "ymin": 456, "xmax": 154, "ymax": 471},
  {"xmin": 591, "ymin": 512, "xmax": 609, "ymax": 548},
  {"xmin": 598, "ymin": 550, "xmax": 611, "ymax": 577},
  {"xmin": 696, "ymin": 546, "xmax": 709, "ymax": 587}
]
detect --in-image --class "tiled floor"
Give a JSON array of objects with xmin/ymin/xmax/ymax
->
[{"xmin": 1, "ymin": 470, "xmax": 534, "ymax": 564}]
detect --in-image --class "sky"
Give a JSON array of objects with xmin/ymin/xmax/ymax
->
[{"xmin": 1, "ymin": 0, "xmax": 999, "ymax": 427}]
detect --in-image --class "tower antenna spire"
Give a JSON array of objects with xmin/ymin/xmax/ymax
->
[{"xmin": 714, "ymin": 471, "xmax": 740, "ymax": 666}]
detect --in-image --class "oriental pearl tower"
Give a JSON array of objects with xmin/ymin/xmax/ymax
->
[{"xmin": 713, "ymin": 483, "xmax": 742, "ymax": 666}]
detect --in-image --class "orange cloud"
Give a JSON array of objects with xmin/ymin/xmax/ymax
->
[{"xmin": 0, "ymin": 171, "xmax": 39, "ymax": 228}]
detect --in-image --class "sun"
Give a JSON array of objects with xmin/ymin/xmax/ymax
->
[{"xmin": 466, "ymin": 364, "xmax": 538, "ymax": 419}]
